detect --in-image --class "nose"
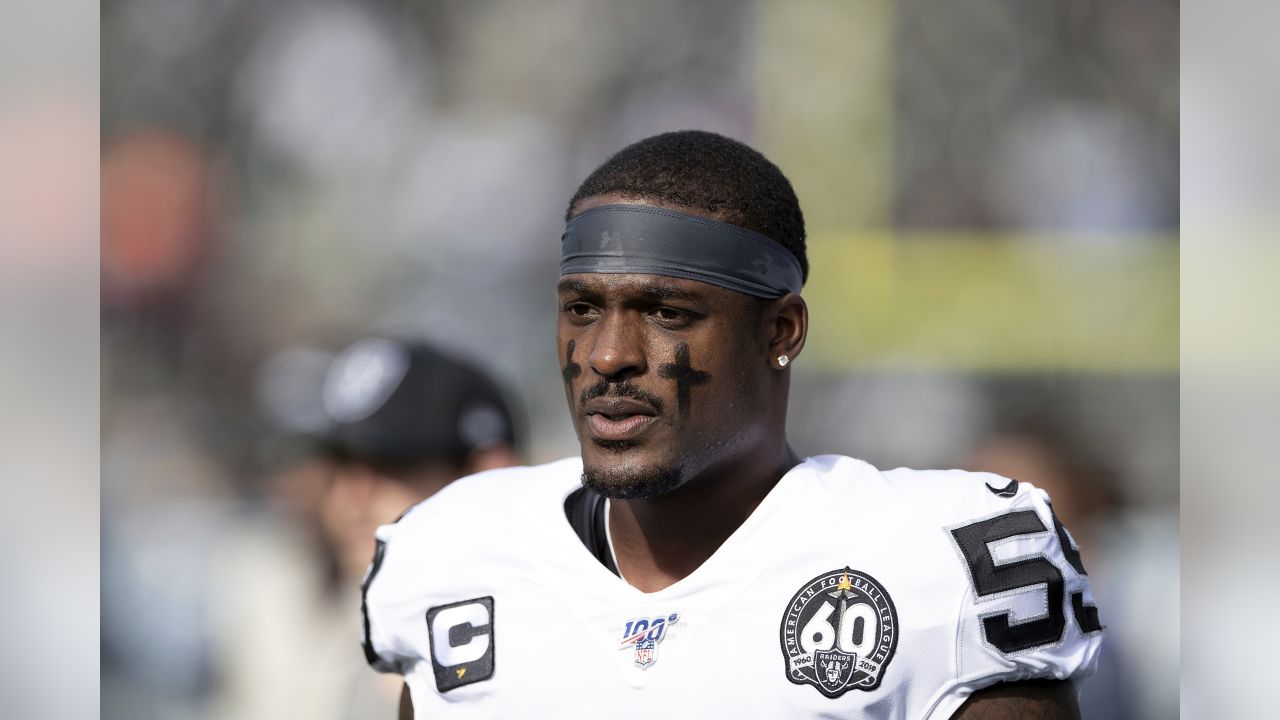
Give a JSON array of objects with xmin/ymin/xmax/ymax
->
[{"xmin": 587, "ymin": 312, "xmax": 647, "ymax": 380}]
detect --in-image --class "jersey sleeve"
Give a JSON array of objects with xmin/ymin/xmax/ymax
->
[
  {"xmin": 360, "ymin": 508, "xmax": 432, "ymax": 675},
  {"xmin": 927, "ymin": 478, "xmax": 1104, "ymax": 718}
]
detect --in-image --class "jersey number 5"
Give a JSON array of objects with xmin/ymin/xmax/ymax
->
[{"xmin": 950, "ymin": 510, "xmax": 1103, "ymax": 654}]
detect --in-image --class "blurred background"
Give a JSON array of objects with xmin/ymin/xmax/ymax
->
[{"xmin": 99, "ymin": 1, "xmax": 1177, "ymax": 719}]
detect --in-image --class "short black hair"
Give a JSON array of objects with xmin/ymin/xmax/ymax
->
[{"xmin": 566, "ymin": 130, "xmax": 808, "ymax": 283}]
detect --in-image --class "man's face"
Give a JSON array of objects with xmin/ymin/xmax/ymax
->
[{"xmin": 557, "ymin": 271, "xmax": 772, "ymax": 498}]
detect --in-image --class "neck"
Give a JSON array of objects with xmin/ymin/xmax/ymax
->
[{"xmin": 607, "ymin": 441, "xmax": 800, "ymax": 593}]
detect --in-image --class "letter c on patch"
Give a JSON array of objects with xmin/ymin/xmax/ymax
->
[{"xmin": 431, "ymin": 602, "xmax": 490, "ymax": 666}]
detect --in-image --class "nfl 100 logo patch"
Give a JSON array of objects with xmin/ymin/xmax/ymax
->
[
  {"xmin": 618, "ymin": 612, "xmax": 679, "ymax": 669},
  {"xmin": 779, "ymin": 568, "xmax": 899, "ymax": 698}
]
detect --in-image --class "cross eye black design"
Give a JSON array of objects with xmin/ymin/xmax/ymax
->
[{"xmin": 657, "ymin": 342, "xmax": 709, "ymax": 417}]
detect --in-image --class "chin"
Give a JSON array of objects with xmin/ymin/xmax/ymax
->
[{"xmin": 580, "ymin": 459, "xmax": 684, "ymax": 500}]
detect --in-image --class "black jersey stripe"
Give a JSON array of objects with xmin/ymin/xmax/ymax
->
[
  {"xmin": 360, "ymin": 538, "xmax": 392, "ymax": 669},
  {"xmin": 563, "ymin": 485, "xmax": 619, "ymax": 577}
]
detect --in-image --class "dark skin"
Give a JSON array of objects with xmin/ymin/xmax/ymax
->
[
  {"xmin": 560, "ymin": 269, "xmax": 801, "ymax": 590},
  {"xmin": 558, "ymin": 194, "xmax": 807, "ymax": 592},
  {"xmin": 952, "ymin": 679, "xmax": 1081, "ymax": 719},
  {"xmin": 395, "ymin": 194, "xmax": 1079, "ymax": 719}
]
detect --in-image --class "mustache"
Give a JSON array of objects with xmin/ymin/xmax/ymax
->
[{"xmin": 578, "ymin": 378, "xmax": 666, "ymax": 415}]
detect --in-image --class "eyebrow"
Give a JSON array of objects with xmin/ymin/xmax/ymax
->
[
  {"xmin": 638, "ymin": 284, "xmax": 701, "ymax": 303},
  {"xmin": 557, "ymin": 279, "xmax": 595, "ymax": 296}
]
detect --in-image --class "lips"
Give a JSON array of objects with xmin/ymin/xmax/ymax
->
[{"xmin": 583, "ymin": 397, "xmax": 660, "ymax": 442}]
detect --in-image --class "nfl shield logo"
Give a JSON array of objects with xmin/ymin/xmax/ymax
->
[
  {"xmin": 634, "ymin": 638, "xmax": 657, "ymax": 667},
  {"xmin": 619, "ymin": 612, "xmax": 679, "ymax": 669}
]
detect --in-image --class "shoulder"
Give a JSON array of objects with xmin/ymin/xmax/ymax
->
[
  {"xmin": 800, "ymin": 454, "xmax": 1051, "ymax": 523},
  {"xmin": 378, "ymin": 456, "xmax": 583, "ymax": 544},
  {"xmin": 779, "ymin": 456, "xmax": 1100, "ymax": 717},
  {"xmin": 370, "ymin": 456, "xmax": 582, "ymax": 585},
  {"xmin": 361, "ymin": 457, "xmax": 582, "ymax": 673}
]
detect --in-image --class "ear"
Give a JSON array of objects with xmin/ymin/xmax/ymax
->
[{"xmin": 763, "ymin": 293, "xmax": 807, "ymax": 370}]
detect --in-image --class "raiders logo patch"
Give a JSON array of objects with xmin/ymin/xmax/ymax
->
[{"xmin": 779, "ymin": 568, "xmax": 898, "ymax": 698}]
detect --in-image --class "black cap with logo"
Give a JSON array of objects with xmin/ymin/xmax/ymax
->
[{"xmin": 318, "ymin": 337, "xmax": 520, "ymax": 469}]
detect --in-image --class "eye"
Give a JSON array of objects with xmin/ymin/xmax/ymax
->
[
  {"xmin": 649, "ymin": 306, "xmax": 696, "ymax": 327},
  {"xmin": 563, "ymin": 302, "xmax": 597, "ymax": 321}
]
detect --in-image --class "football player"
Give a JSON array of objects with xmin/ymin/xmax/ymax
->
[{"xmin": 362, "ymin": 131, "xmax": 1102, "ymax": 719}]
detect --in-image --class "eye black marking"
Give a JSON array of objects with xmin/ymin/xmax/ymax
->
[
  {"xmin": 658, "ymin": 342, "xmax": 709, "ymax": 417},
  {"xmin": 562, "ymin": 339, "xmax": 582, "ymax": 384}
]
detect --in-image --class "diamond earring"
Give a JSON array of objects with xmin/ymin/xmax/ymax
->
[{"xmin": 777, "ymin": 355, "xmax": 789, "ymax": 367}]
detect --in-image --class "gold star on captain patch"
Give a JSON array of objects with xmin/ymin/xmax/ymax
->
[{"xmin": 836, "ymin": 572, "xmax": 853, "ymax": 592}]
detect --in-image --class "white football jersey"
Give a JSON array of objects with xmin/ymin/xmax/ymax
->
[{"xmin": 362, "ymin": 455, "xmax": 1102, "ymax": 719}]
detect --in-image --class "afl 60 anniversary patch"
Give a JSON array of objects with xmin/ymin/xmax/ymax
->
[{"xmin": 780, "ymin": 568, "xmax": 898, "ymax": 697}]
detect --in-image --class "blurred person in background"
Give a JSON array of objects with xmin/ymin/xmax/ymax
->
[
  {"xmin": 967, "ymin": 419, "xmax": 1177, "ymax": 720},
  {"xmin": 211, "ymin": 336, "xmax": 521, "ymax": 720},
  {"xmin": 315, "ymin": 337, "xmax": 522, "ymax": 582}
]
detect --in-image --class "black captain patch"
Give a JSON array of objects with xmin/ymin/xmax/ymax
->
[
  {"xmin": 427, "ymin": 596, "xmax": 495, "ymax": 692},
  {"xmin": 779, "ymin": 568, "xmax": 898, "ymax": 698}
]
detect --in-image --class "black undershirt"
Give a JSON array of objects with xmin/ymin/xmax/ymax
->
[{"xmin": 564, "ymin": 486, "xmax": 620, "ymax": 577}]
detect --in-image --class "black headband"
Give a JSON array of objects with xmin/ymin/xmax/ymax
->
[{"xmin": 560, "ymin": 204, "xmax": 804, "ymax": 299}]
